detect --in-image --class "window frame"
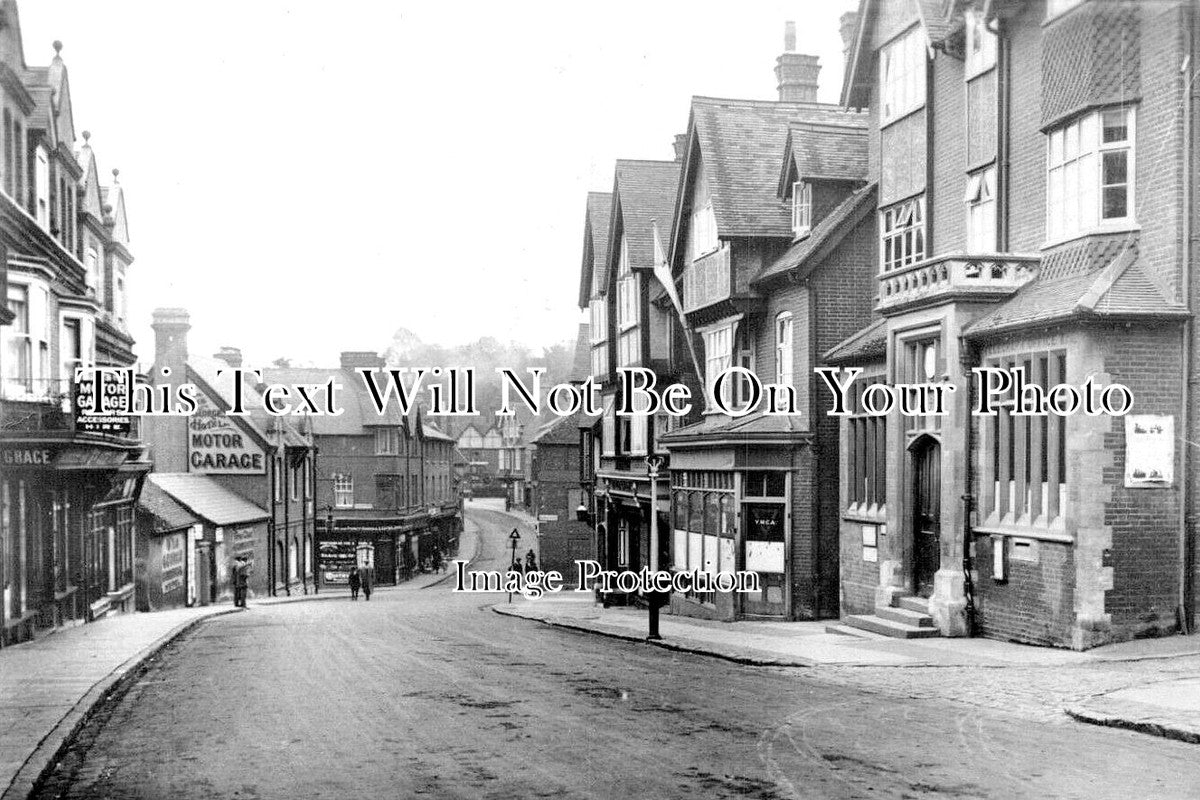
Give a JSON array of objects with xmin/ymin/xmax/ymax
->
[
  {"xmin": 1045, "ymin": 106, "xmax": 1136, "ymax": 245},
  {"xmin": 965, "ymin": 166, "xmax": 997, "ymax": 253},
  {"xmin": 333, "ymin": 473, "xmax": 354, "ymax": 509},
  {"xmin": 964, "ymin": 8, "xmax": 997, "ymax": 79},
  {"xmin": 879, "ymin": 27, "xmax": 926, "ymax": 126},
  {"xmin": 775, "ymin": 312, "xmax": 794, "ymax": 387},
  {"xmin": 690, "ymin": 202, "xmax": 718, "ymax": 261},
  {"xmin": 880, "ymin": 195, "xmax": 926, "ymax": 273},
  {"xmin": 791, "ymin": 181, "xmax": 812, "ymax": 238}
]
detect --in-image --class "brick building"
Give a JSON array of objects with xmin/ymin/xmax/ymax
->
[
  {"xmin": 142, "ymin": 309, "xmax": 317, "ymax": 599},
  {"xmin": 266, "ymin": 352, "xmax": 459, "ymax": 587},
  {"xmin": 659, "ymin": 30, "xmax": 873, "ymax": 621},
  {"xmin": 0, "ymin": 1, "xmax": 150, "ymax": 646},
  {"xmin": 826, "ymin": 0, "xmax": 1199, "ymax": 648},
  {"xmin": 583, "ymin": 158, "xmax": 682, "ymax": 602}
]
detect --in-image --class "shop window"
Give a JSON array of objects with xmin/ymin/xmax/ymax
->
[
  {"xmin": 845, "ymin": 374, "xmax": 888, "ymax": 510},
  {"xmin": 1046, "ymin": 106, "xmax": 1134, "ymax": 243},
  {"xmin": 881, "ymin": 196, "xmax": 926, "ymax": 272},
  {"xmin": 880, "ymin": 27, "xmax": 926, "ymax": 124},
  {"xmin": 334, "ymin": 474, "xmax": 354, "ymax": 508},
  {"xmin": 980, "ymin": 351, "xmax": 1068, "ymax": 527},
  {"xmin": 965, "ymin": 166, "xmax": 997, "ymax": 252}
]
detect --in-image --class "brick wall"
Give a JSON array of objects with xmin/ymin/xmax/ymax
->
[{"xmin": 972, "ymin": 536, "xmax": 1076, "ymax": 646}]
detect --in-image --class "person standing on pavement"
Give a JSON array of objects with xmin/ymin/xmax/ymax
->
[
  {"xmin": 361, "ymin": 567, "xmax": 373, "ymax": 601},
  {"xmin": 348, "ymin": 565, "xmax": 361, "ymax": 600},
  {"xmin": 431, "ymin": 549, "xmax": 443, "ymax": 574},
  {"xmin": 232, "ymin": 555, "xmax": 250, "ymax": 607},
  {"xmin": 525, "ymin": 549, "xmax": 538, "ymax": 574}
]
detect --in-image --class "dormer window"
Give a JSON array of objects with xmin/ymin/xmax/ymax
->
[
  {"xmin": 690, "ymin": 202, "xmax": 718, "ymax": 261},
  {"xmin": 791, "ymin": 181, "xmax": 812, "ymax": 237}
]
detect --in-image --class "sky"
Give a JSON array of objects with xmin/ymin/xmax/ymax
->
[{"xmin": 20, "ymin": 0, "xmax": 859, "ymax": 368}]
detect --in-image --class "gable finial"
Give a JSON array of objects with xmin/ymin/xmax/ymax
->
[
  {"xmin": 53, "ymin": 40, "xmax": 62, "ymax": 56},
  {"xmin": 112, "ymin": 168, "xmax": 120, "ymax": 183},
  {"xmin": 82, "ymin": 130, "xmax": 91, "ymax": 143}
]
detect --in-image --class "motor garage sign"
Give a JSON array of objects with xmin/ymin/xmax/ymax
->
[{"xmin": 188, "ymin": 391, "xmax": 265, "ymax": 474}]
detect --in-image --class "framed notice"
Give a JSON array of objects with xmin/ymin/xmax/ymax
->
[
  {"xmin": 1125, "ymin": 414, "xmax": 1174, "ymax": 487},
  {"xmin": 861, "ymin": 525, "xmax": 877, "ymax": 547}
]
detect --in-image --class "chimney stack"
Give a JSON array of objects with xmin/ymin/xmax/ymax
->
[
  {"xmin": 151, "ymin": 307, "xmax": 190, "ymax": 375},
  {"xmin": 840, "ymin": 12, "xmax": 859, "ymax": 72},
  {"xmin": 213, "ymin": 346, "xmax": 243, "ymax": 368},
  {"xmin": 673, "ymin": 133, "xmax": 688, "ymax": 161},
  {"xmin": 775, "ymin": 21, "xmax": 821, "ymax": 103},
  {"xmin": 340, "ymin": 351, "xmax": 385, "ymax": 371}
]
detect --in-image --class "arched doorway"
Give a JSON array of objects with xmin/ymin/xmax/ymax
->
[{"xmin": 911, "ymin": 436, "xmax": 941, "ymax": 598}]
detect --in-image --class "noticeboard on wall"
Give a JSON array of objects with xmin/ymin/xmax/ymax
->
[{"xmin": 1125, "ymin": 414, "xmax": 1174, "ymax": 488}]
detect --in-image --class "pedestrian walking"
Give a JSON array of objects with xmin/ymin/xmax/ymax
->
[
  {"xmin": 348, "ymin": 565, "xmax": 361, "ymax": 600},
  {"xmin": 361, "ymin": 567, "xmax": 373, "ymax": 601},
  {"xmin": 525, "ymin": 549, "xmax": 538, "ymax": 574},
  {"xmin": 431, "ymin": 549, "xmax": 443, "ymax": 574},
  {"xmin": 233, "ymin": 555, "xmax": 250, "ymax": 607}
]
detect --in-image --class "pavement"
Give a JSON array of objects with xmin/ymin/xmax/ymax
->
[
  {"xmin": 493, "ymin": 594, "xmax": 1200, "ymax": 744},
  {"xmin": 0, "ymin": 515, "xmax": 483, "ymax": 799}
]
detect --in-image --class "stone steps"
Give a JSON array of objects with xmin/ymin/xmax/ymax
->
[
  {"xmin": 843, "ymin": 614, "xmax": 940, "ymax": 639},
  {"xmin": 897, "ymin": 595, "xmax": 931, "ymax": 614},
  {"xmin": 875, "ymin": 605, "xmax": 935, "ymax": 628}
]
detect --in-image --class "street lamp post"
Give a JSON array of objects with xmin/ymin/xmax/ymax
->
[
  {"xmin": 508, "ymin": 528, "xmax": 520, "ymax": 604},
  {"xmin": 645, "ymin": 456, "xmax": 663, "ymax": 641}
]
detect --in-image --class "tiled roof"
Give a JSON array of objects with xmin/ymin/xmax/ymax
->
[
  {"xmin": 781, "ymin": 121, "xmax": 869, "ymax": 191},
  {"xmin": 529, "ymin": 412, "xmax": 580, "ymax": 446},
  {"xmin": 823, "ymin": 317, "xmax": 888, "ymax": 364},
  {"xmin": 146, "ymin": 473, "xmax": 270, "ymax": 527},
  {"xmin": 263, "ymin": 366, "xmax": 406, "ymax": 437},
  {"xmin": 422, "ymin": 421, "xmax": 454, "ymax": 442},
  {"xmin": 138, "ymin": 479, "xmax": 200, "ymax": 534},
  {"xmin": 689, "ymin": 96, "xmax": 863, "ymax": 238},
  {"xmin": 755, "ymin": 182, "xmax": 877, "ymax": 286},
  {"xmin": 191, "ymin": 356, "xmax": 312, "ymax": 449},
  {"xmin": 965, "ymin": 244, "xmax": 1188, "ymax": 339},
  {"xmin": 660, "ymin": 409, "xmax": 809, "ymax": 445},
  {"xmin": 612, "ymin": 160, "xmax": 681, "ymax": 271},
  {"xmin": 578, "ymin": 192, "xmax": 613, "ymax": 307}
]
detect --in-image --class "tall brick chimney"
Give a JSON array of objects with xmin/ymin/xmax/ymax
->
[
  {"xmin": 775, "ymin": 21, "xmax": 821, "ymax": 103},
  {"xmin": 151, "ymin": 307, "xmax": 190, "ymax": 375},
  {"xmin": 840, "ymin": 12, "xmax": 859, "ymax": 75},
  {"xmin": 340, "ymin": 351, "xmax": 385, "ymax": 371},
  {"xmin": 213, "ymin": 346, "xmax": 243, "ymax": 368}
]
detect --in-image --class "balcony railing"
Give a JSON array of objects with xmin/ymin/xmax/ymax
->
[
  {"xmin": 682, "ymin": 244, "xmax": 732, "ymax": 314},
  {"xmin": 877, "ymin": 253, "xmax": 1039, "ymax": 312}
]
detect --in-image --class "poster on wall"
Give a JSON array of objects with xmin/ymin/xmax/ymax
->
[
  {"xmin": 319, "ymin": 540, "xmax": 356, "ymax": 583},
  {"xmin": 1124, "ymin": 414, "xmax": 1174, "ymax": 488}
]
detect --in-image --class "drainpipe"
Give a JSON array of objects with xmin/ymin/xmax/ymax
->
[
  {"xmin": 959, "ymin": 336, "xmax": 978, "ymax": 636},
  {"xmin": 1178, "ymin": 9, "xmax": 1196, "ymax": 635}
]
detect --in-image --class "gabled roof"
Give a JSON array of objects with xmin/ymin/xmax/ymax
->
[
  {"xmin": 422, "ymin": 421, "xmax": 455, "ymax": 442},
  {"xmin": 577, "ymin": 191, "xmax": 613, "ymax": 308},
  {"xmin": 755, "ymin": 182, "xmax": 877, "ymax": 286},
  {"xmin": 101, "ymin": 178, "xmax": 129, "ymax": 244},
  {"xmin": 529, "ymin": 412, "xmax": 580, "ymax": 446},
  {"xmin": 77, "ymin": 135, "xmax": 104, "ymax": 219},
  {"xmin": 964, "ymin": 242, "xmax": 1189, "ymax": 339},
  {"xmin": 823, "ymin": 317, "xmax": 888, "ymax": 364},
  {"xmin": 670, "ymin": 97, "xmax": 864, "ymax": 262},
  {"xmin": 778, "ymin": 120, "xmax": 868, "ymax": 196},
  {"xmin": 146, "ymin": 473, "xmax": 270, "ymax": 527},
  {"xmin": 189, "ymin": 356, "xmax": 312, "ymax": 449},
  {"xmin": 841, "ymin": 0, "xmax": 964, "ymax": 109},
  {"xmin": 609, "ymin": 159, "xmax": 681, "ymax": 273}
]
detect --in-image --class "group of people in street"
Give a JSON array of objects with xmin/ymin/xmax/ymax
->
[
  {"xmin": 510, "ymin": 549, "xmax": 538, "ymax": 574},
  {"xmin": 347, "ymin": 566, "xmax": 373, "ymax": 601}
]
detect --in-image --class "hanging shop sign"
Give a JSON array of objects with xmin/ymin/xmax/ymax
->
[{"xmin": 75, "ymin": 368, "xmax": 133, "ymax": 435}]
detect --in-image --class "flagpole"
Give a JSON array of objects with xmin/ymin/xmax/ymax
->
[{"xmin": 651, "ymin": 219, "xmax": 704, "ymax": 385}]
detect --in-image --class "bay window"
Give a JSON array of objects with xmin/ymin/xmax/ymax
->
[
  {"xmin": 791, "ymin": 181, "xmax": 812, "ymax": 237},
  {"xmin": 880, "ymin": 27, "xmax": 926, "ymax": 124},
  {"xmin": 965, "ymin": 167, "xmax": 997, "ymax": 252},
  {"xmin": 3, "ymin": 282, "xmax": 50, "ymax": 398},
  {"xmin": 616, "ymin": 236, "xmax": 640, "ymax": 367},
  {"xmin": 60, "ymin": 315, "xmax": 95, "ymax": 396},
  {"xmin": 881, "ymin": 196, "xmax": 926, "ymax": 272},
  {"xmin": 1046, "ymin": 106, "xmax": 1134, "ymax": 242}
]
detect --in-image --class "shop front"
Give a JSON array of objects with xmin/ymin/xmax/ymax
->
[
  {"xmin": 316, "ymin": 515, "xmax": 417, "ymax": 588},
  {"xmin": 0, "ymin": 432, "xmax": 149, "ymax": 646}
]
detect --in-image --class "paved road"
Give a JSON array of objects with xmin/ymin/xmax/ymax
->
[{"xmin": 32, "ymin": 509, "xmax": 1200, "ymax": 799}]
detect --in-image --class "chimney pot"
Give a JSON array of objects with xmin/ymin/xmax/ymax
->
[
  {"xmin": 784, "ymin": 21, "xmax": 796, "ymax": 53},
  {"xmin": 775, "ymin": 52, "xmax": 821, "ymax": 103},
  {"xmin": 214, "ymin": 346, "xmax": 243, "ymax": 368},
  {"xmin": 340, "ymin": 351, "xmax": 386, "ymax": 371},
  {"xmin": 672, "ymin": 133, "xmax": 688, "ymax": 161},
  {"xmin": 151, "ymin": 307, "xmax": 191, "ymax": 374}
]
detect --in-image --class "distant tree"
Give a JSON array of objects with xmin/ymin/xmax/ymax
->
[{"xmin": 272, "ymin": 357, "xmax": 292, "ymax": 368}]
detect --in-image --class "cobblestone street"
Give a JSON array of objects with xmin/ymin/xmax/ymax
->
[{"xmin": 24, "ymin": 509, "xmax": 1200, "ymax": 799}]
